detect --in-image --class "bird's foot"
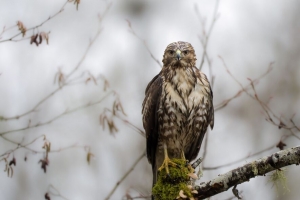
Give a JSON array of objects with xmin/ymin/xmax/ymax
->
[
  {"xmin": 180, "ymin": 151, "xmax": 194, "ymax": 173},
  {"xmin": 158, "ymin": 156, "xmax": 177, "ymax": 175},
  {"xmin": 180, "ymin": 151, "xmax": 190, "ymax": 166}
]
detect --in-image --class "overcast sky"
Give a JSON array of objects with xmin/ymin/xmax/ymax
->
[{"xmin": 0, "ymin": 0, "xmax": 299, "ymax": 199}]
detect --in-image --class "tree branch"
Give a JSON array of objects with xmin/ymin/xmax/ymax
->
[
  {"xmin": 195, "ymin": 0, "xmax": 220, "ymax": 71},
  {"xmin": 105, "ymin": 151, "xmax": 146, "ymax": 200},
  {"xmin": 0, "ymin": 91, "xmax": 113, "ymax": 136},
  {"xmin": 194, "ymin": 146, "xmax": 300, "ymax": 199},
  {"xmin": 0, "ymin": 0, "xmax": 69, "ymax": 43}
]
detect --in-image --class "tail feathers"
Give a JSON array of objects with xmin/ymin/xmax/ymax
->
[
  {"xmin": 152, "ymin": 166, "xmax": 157, "ymax": 186},
  {"xmin": 152, "ymin": 165, "xmax": 157, "ymax": 200}
]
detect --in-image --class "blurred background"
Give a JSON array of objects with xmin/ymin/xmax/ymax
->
[{"xmin": 0, "ymin": 0, "xmax": 299, "ymax": 199}]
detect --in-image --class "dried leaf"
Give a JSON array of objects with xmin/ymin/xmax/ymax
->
[
  {"xmin": 113, "ymin": 98, "xmax": 127, "ymax": 116},
  {"xmin": 9, "ymin": 157, "xmax": 16, "ymax": 166},
  {"xmin": 276, "ymin": 141, "xmax": 287, "ymax": 150},
  {"xmin": 278, "ymin": 121, "xmax": 286, "ymax": 129},
  {"xmin": 43, "ymin": 141, "xmax": 51, "ymax": 152},
  {"xmin": 87, "ymin": 151, "xmax": 94, "ymax": 164},
  {"xmin": 38, "ymin": 34, "xmax": 43, "ymax": 44},
  {"xmin": 74, "ymin": 0, "xmax": 80, "ymax": 10},
  {"xmin": 40, "ymin": 32, "xmax": 49, "ymax": 44},
  {"xmin": 39, "ymin": 158, "xmax": 49, "ymax": 173},
  {"xmin": 30, "ymin": 34, "xmax": 39, "ymax": 46},
  {"xmin": 17, "ymin": 21, "xmax": 26, "ymax": 37},
  {"xmin": 45, "ymin": 193, "xmax": 51, "ymax": 200},
  {"xmin": 107, "ymin": 119, "xmax": 118, "ymax": 134}
]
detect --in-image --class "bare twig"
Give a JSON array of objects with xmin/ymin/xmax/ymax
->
[
  {"xmin": 0, "ymin": 91, "xmax": 113, "ymax": 136},
  {"xmin": 46, "ymin": 184, "xmax": 69, "ymax": 200},
  {"xmin": 101, "ymin": 108, "xmax": 145, "ymax": 137},
  {"xmin": 195, "ymin": 0, "xmax": 220, "ymax": 71},
  {"xmin": 219, "ymin": 57, "xmax": 300, "ymax": 137},
  {"xmin": 105, "ymin": 151, "xmax": 146, "ymax": 200},
  {"xmin": 203, "ymin": 142, "xmax": 276, "ymax": 170},
  {"xmin": 0, "ymin": 0, "xmax": 69, "ymax": 43},
  {"xmin": 0, "ymin": 133, "xmax": 86, "ymax": 159},
  {"xmin": 203, "ymin": 131, "xmax": 292, "ymax": 170},
  {"xmin": 126, "ymin": 20, "xmax": 162, "ymax": 68},
  {"xmin": 214, "ymin": 62, "xmax": 273, "ymax": 111},
  {"xmin": 66, "ymin": 2, "xmax": 112, "ymax": 78},
  {"xmin": 0, "ymin": 4, "xmax": 112, "ymax": 122}
]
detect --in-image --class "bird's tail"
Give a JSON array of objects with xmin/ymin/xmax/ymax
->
[
  {"xmin": 152, "ymin": 165, "xmax": 157, "ymax": 186},
  {"xmin": 152, "ymin": 165, "xmax": 157, "ymax": 200}
]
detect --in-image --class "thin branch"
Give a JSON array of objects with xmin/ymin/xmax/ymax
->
[
  {"xmin": 219, "ymin": 57, "xmax": 300, "ymax": 136},
  {"xmin": 0, "ymin": 91, "xmax": 113, "ymax": 136},
  {"xmin": 46, "ymin": 184, "xmax": 69, "ymax": 200},
  {"xmin": 65, "ymin": 32, "xmax": 104, "ymax": 79},
  {"xmin": 102, "ymin": 108, "xmax": 145, "ymax": 137},
  {"xmin": 195, "ymin": 146, "xmax": 300, "ymax": 199},
  {"xmin": 195, "ymin": 0, "xmax": 220, "ymax": 71},
  {"xmin": 203, "ymin": 142, "xmax": 276, "ymax": 170},
  {"xmin": 203, "ymin": 132, "xmax": 293, "ymax": 170},
  {"xmin": 0, "ymin": 4, "xmax": 112, "ymax": 122},
  {"xmin": 66, "ymin": 2, "xmax": 112, "ymax": 79},
  {"xmin": 0, "ymin": 133, "xmax": 86, "ymax": 159},
  {"xmin": 126, "ymin": 20, "xmax": 162, "ymax": 68},
  {"xmin": 214, "ymin": 63, "xmax": 273, "ymax": 111},
  {"xmin": 0, "ymin": 0, "xmax": 69, "ymax": 43},
  {"xmin": 105, "ymin": 151, "xmax": 146, "ymax": 200}
]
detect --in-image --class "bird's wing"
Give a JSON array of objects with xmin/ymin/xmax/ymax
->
[
  {"xmin": 186, "ymin": 74, "xmax": 214, "ymax": 161},
  {"xmin": 186, "ymin": 96, "xmax": 214, "ymax": 161},
  {"xmin": 142, "ymin": 74, "xmax": 162, "ymax": 166}
]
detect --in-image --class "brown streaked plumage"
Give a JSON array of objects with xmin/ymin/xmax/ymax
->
[{"xmin": 142, "ymin": 41, "xmax": 214, "ymax": 186}]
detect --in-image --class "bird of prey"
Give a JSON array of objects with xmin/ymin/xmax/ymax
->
[{"xmin": 142, "ymin": 41, "xmax": 214, "ymax": 185}]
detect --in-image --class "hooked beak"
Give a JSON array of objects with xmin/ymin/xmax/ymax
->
[{"xmin": 176, "ymin": 50, "xmax": 181, "ymax": 60}]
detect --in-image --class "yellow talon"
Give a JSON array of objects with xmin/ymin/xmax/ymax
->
[
  {"xmin": 158, "ymin": 144, "xmax": 177, "ymax": 174},
  {"xmin": 158, "ymin": 156, "xmax": 177, "ymax": 174},
  {"xmin": 181, "ymin": 151, "xmax": 195, "ymax": 173}
]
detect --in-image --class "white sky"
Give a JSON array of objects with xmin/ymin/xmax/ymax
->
[{"xmin": 0, "ymin": 0, "xmax": 299, "ymax": 199}]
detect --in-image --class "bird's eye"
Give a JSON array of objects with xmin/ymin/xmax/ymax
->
[
  {"xmin": 183, "ymin": 50, "xmax": 189, "ymax": 55},
  {"xmin": 169, "ymin": 50, "xmax": 174, "ymax": 55}
]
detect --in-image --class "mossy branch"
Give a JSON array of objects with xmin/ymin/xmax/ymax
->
[{"xmin": 194, "ymin": 146, "xmax": 300, "ymax": 199}]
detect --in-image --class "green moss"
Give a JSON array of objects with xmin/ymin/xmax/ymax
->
[
  {"xmin": 152, "ymin": 158, "xmax": 193, "ymax": 200},
  {"xmin": 268, "ymin": 168, "xmax": 290, "ymax": 195}
]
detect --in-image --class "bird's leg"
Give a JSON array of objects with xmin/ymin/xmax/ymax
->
[
  {"xmin": 158, "ymin": 143, "xmax": 177, "ymax": 175},
  {"xmin": 181, "ymin": 151, "xmax": 188, "ymax": 165},
  {"xmin": 181, "ymin": 150, "xmax": 195, "ymax": 173}
]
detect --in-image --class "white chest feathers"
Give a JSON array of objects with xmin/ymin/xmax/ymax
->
[{"xmin": 163, "ymin": 68, "xmax": 209, "ymax": 112}]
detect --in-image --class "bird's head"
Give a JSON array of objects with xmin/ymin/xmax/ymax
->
[{"xmin": 162, "ymin": 41, "xmax": 196, "ymax": 68}]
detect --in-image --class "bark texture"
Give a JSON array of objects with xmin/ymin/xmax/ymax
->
[{"xmin": 194, "ymin": 146, "xmax": 300, "ymax": 199}]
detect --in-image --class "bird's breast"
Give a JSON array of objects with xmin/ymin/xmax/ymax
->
[
  {"xmin": 163, "ymin": 68, "xmax": 208, "ymax": 113},
  {"xmin": 158, "ymin": 68, "xmax": 210, "ymax": 139}
]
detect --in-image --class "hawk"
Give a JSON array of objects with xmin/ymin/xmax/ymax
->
[{"xmin": 142, "ymin": 41, "xmax": 214, "ymax": 185}]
